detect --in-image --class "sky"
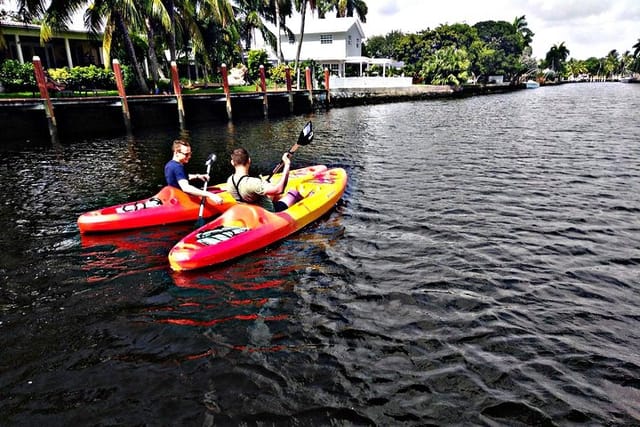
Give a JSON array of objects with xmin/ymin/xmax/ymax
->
[
  {"xmin": 3, "ymin": 0, "xmax": 638, "ymax": 61},
  {"xmin": 358, "ymin": 0, "xmax": 640, "ymax": 60}
]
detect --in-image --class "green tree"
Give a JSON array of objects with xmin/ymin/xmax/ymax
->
[
  {"xmin": 631, "ymin": 38, "xmax": 640, "ymax": 73},
  {"xmin": 85, "ymin": 0, "xmax": 170, "ymax": 93},
  {"xmin": 317, "ymin": 0, "xmax": 367, "ymax": 21},
  {"xmin": 603, "ymin": 49, "xmax": 619, "ymax": 79},
  {"xmin": 583, "ymin": 56, "xmax": 602, "ymax": 77},
  {"xmin": 292, "ymin": 0, "xmax": 318, "ymax": 86},
  {"xmin": 473, "ymin": 20, "xmax": 526, "ymax": 81},
  {"xmin": 565, "ymin": 58, "xmax": 587, "ymax": 79},
  {"xmin": 246, "ymin": 48, "xmax": 269, "ymax": 83},
  {"xmin": 512, "ymin": 15, "xmax": 534, "ymax": 48},
  {"xmin": 544, "ymin": 42, "xmax": 570, "ymax": 76},
  {"xmin": 234, "ymin": 0, "xmax": 278, "ymax": 53},
  {"xmin": 420, "ymin": 46, "xmax": 470, "ymax": 86}
]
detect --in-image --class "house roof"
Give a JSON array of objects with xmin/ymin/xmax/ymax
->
[
  {"xmin": 1, "ymin": 19, "xmax": 101, "ymax": 37},
  {"xmin": 297, "ymin": 17, "xmax": 365, "ymax": 39}
]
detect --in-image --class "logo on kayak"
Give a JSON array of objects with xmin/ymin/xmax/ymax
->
[
  {"xmin": 116, "ymin": 197, "xmax": 163, "ymax": 213},
  {"xmin": 197, "ymin": 226, "xmax": 248, "ymax": 246}
]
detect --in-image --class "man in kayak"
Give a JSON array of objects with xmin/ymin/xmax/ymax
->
[
  {"xmin": 227, "ymin": 148, "xmax": 302, "ymax": 212},
  {"xmin": 165, "ymin": 139, "xmax": 223, "ymax": 204}
]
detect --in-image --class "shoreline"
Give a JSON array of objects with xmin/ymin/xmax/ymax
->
[{"xmin": 1, "ymin": 83, "xmax": 523, "ymax": 143}]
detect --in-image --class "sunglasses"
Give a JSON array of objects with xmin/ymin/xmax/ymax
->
[{"xmin": 179, "ymin": 150, "xmax": 192, "ymax": 157}]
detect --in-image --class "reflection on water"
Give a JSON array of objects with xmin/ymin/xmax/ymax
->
[{"xmin": 1, "ymin": 83, "xmax": 640, "ymax": 425}]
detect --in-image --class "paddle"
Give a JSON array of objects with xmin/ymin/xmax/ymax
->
[
  {"xmin": 266, "ymin": 120, "xmax": 314, "ymax": 182},
  {"xmin": 195, "ymin": 153, "xmax": 216, "ymax": 228}
]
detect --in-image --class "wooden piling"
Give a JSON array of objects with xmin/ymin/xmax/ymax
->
[
  {"xmin": 221, "ymin": 64, "xmax": 232, "ymax": 121},
  {"xmin": 305, "ymin": 67, "xmax": 313, "ymax": 106},
  {"xmin": 170, "ymin": 61, "xmax": 185, "ymax": 130},
  {"xmin": 32, "ymin": 56, "xmax": 58, "ymax": 142},
  {"xmin": 259, "ymin": 65, "xmax": 268, "ymax": 117},
  {"xmin": 112, "ymin": 59, "xmax": 132, "ymax": 134},
  {"xmin": 285, "ymin": 66, "xmax": 293, "ymax": 113},
  {"xmin": 324, "ymin": 68, "xmax": 330, "ymax": 103}
]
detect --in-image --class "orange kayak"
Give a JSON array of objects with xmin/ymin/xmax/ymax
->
[
  {"xmin": 77, "ymin": 165, "xmax": 328, "ymax": 233},
  {"xmin": 169, "ymin": 168, "xmax": 347, "ymax": 271}
]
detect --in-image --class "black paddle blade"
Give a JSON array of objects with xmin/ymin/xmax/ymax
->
[{"xmin": 297, "ymin": 121, "xmax": 313, "ymax": 146}]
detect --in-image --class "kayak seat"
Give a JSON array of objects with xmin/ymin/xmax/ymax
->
[{"xmin": 222, "ymin": 204, "xmax": 266, "ymax": 229}]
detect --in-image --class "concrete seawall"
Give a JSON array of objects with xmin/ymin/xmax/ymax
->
[{"xmin": 0, "ymin": 84, "xmax": 523, "ymax": 143}]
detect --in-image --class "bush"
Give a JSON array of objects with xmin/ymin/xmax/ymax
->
[
  {"xmin": 269, "ymin": 63, "xmax": 289, "ymax": 86},
  {"xmin": 51, "ymin": 65, "xmax": 115, "ymax": 89},
  {"xmin": 0, "ymin": 60, "xmax": 36, "ymax": 92},
  {"xmin": 246, "ymin": 49, "xmax": 269, "ymax": 84}
]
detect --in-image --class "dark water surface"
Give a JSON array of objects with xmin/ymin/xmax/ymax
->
[{"xmin": 1, "ymin": 83, "xmax": 639, "ymax": 425}]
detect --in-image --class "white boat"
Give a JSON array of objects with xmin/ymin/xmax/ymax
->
[{"xmin": 525, "ymin": 80, "xmax": 540, "ymax": 89}]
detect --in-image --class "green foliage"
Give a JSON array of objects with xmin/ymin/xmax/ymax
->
[
  {"xmin": 420, "ymin": 46, "xmax": 471, "ymax": 86},
  {"xmin": 365, "ymin": 19, "xmax": 529, "ymax": 83},
  {"xmin": 47, "ymin": 65, "xmax": 115, "ymax": 89},
  {"xmin": 299, "ymin": 59, "xmax": 323, "ymax": 89},
  {"xmin": 543, "ymin": 42, "xmax": 570, "ymax": 75},
  {"xmin": 582, "ymin": 57, "xmax": 602, "ymax": 76},
  {"xmin": 246, "ymin": 49, "xmax": 269, "ymax": 83},
  {"xmin": 0, "ymin": 60, "xmax": 36, "ymax": 92},
  {"xmin": 269, "ymin": 63, "xmax": 289, "ymax": 85}
]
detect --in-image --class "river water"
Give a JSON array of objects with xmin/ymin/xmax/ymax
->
[{"xmin": 1, "ymin": 82, "xmax": 639, "ymax": 426}]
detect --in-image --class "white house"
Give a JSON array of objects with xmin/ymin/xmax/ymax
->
[
  {"xmin": 279, "ymin": 17, "xmax": 366, "ymax": 77},
  {"xmin": 269, "ymin": 17, "xmax": 410, "ymax": 88}
]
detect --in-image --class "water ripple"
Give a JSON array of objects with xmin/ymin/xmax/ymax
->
[{"xmin": 2, "ymin": 83, "xmax": 640, "ymax": 425}]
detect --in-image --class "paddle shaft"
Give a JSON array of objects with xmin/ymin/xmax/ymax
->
[
  {"xmin": 267, "ymin": 145, "xmax": 300, "ymax": 180},
  {"xmin": 266, "ymin": 121, "xmax": 313, "ymax": 182},
  {"xmin": 197, "ymin": 157, "xmax": 214, "ymax": 219}
]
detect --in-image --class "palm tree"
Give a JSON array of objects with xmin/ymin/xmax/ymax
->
[
  {"xmin": 603, "ymin": 49, "xmax": 619, "ymax": 80},
  {"xmin": 16, "ymin": 0, "xmax": 157, "ymax": 92},
  {"xmin": 292, "ymin": 0, "xmax": 317, "ymax": 86},
  {"xmin": 85, "ymin": 0, "xmax": 172, "ymax": 93},
  {"xmin": 631, "ymin": 38, "xmax": 640, "ymax": 74},
  {"xmin": 633, "ymin": 38, "xmax": 640, "ymax": 58},
  {"xmin": 512, "ymin": 15, "xmax": 534, "ymax": 48},
  {"xmin": 272, "ymin": 0, "xmax": 294, "ymax": 63},
  {"xmin": 234, "ymin": 0, "xmax": 280, "ymax": 54},
  {"xmin": 317, "ymin": 0, "xmax": 367, "ymax": 21},
  {"xmin": 545, "ymin": 42, "xmax": 570, "ymax": 75},
  {"xmin": 565, "ymin": 58, "xmax": 587, "ymax": 79}
]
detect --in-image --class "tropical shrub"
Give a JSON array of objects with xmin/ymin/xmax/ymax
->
[
  {"xmin": 246, "ymin": 49, "xmax": 269, "ymax": 84},
  {"xmin": 0, "ymin": 60, "xmax": 36, "ymax": 92},
  {"xmin": 269, "ymin": 63, "xmax": 289, "ymax": 86}
]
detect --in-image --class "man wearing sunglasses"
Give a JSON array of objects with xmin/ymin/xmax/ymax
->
[{"xmin": 164, "ymin": 139, "xmax": 223, "ymax": 204}]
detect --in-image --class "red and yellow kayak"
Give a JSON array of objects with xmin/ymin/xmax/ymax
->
[
  {"xmin": 77, "ymin": 165, "xmax": 328, "ymax": 234},
  {"xmin": 169, "ymin": 167, "xmax": 347, "ymax": 271}
]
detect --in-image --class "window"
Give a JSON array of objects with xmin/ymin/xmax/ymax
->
[
  {"xmin": 321, "ymin": 64, "xmax": 339, "ymax": 74},
  {"xmin": 348, "ymin": 35, "xmax": 352, "ymax": 45},
  {"xmin": 320, "ymin": 34, "xmax": 333, "ymax": 44},
  {"xmin": 288, "ymin": 34, "xmax": 295, "ymax": 44}
]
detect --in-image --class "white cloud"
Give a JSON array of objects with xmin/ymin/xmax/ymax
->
[{"xmin": 360, "ymin": 0, "xmax": 639, "ymax": 59}]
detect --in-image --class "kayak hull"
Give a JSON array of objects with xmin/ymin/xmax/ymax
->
[
  {"xmin": 169, "ymin": 167, "xmax": 347, "ymax": 271},
  {"xmin": 77, "ymin": 165, "xmax": 328, "ymax": 233}
]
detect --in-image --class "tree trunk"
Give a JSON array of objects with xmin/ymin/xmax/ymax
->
[
  {"xmin": 146, "ymin": 19, "xmax": 162, "ymax": 83},
  {"xmin": 115, "ymin": 12, "xmax": 150, "ymax": 93},
  {"xmin": 275, "ymin": 0, "xmax": 283, "ymax": 64},
  {"xmin": 168, "ymin": 0, "xmax": 177, "ymax": 61},
  {"xmin": 294, "ymin": 0, "xmax": 308, "ymax": 88}
]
